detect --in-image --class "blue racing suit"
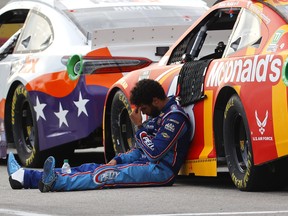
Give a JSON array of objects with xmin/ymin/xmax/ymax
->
[{"xmin": 23, "ymin": 96, "xmax": 192, "ymax": 191}]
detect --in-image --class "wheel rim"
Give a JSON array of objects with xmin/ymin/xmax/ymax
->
[
  {"xmin": 232, "ymin": 114, "xmax": 249, "ymax": 173},
  {"xmin": 20, "ymin": 100, "xmax": 35, "ymax": 153},
  {"xmin": 119, "ymin": 108, "xmax": 134, "ymax": 152}
]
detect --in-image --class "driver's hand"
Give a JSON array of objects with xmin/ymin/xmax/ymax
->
[
  {"xmin": 130, "ymin": 107, "xmax": 142, "ymax": 127},
  {"xmin": 107, "ymin": 159, "xmax": 117, "ymax": 166}
]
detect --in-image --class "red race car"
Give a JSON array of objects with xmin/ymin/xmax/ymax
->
[{"xmin": 103, "ymin": 0, "xmax": 288, "ymax": 191}]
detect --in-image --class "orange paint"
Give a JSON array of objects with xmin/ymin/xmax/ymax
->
[
  {"xmin": 85, "ymin": 73, "xmax": 124, "ymax": 88},
  {"xmin": 86, "ymin": 47, "xmax": 112, "ymax": 57},
  {"xmin": 0, "ymin": 99, "xmax": 5, "ymax": 119},
  {"xmin": 26, "ymin": 71, "xmax": 78, "ymax": 97}
]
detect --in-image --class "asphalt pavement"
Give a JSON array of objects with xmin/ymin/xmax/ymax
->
[{"xmin": 1, "ymin": 152, "xmax": 288, "ymax": 216}]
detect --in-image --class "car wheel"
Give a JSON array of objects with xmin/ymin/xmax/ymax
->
[
  {"xmin": 224, "ymin": 94, "xmax": 288, "ymax": 191},
  {"xmin": 110, "ymin": 91, "xmax": 135, "ymax": 155},
  {"xmin": 11, "ymin": 85, "xmax": 44, "ymax": 167},
  {"xmin": 224, "ymin": 94, "xmax": 261, "ymax": 191}
]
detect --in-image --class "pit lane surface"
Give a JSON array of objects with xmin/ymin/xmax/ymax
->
[{"xmin": 1, "ymin": 150, "xmax": 288, "ymax": 216}]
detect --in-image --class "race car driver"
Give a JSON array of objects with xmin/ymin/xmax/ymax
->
[{"xmin": 7, "ymin": 79, "xmax": 192, "ymax": 192}]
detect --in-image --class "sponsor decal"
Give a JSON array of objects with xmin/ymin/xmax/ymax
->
[
  {"xmin": 267, "ymin": 44, "xmax": 278, "ymax": 53},
  {"xmin": 139, "ymin": 70, "xmax": 150, "ymax": 80},
  {"xmin": 219, "ymin": 1, "xmax": 239, "ymax": 7},
  {"xmin": 11, "ymin": 60, "xmax": 24, "ymax": 75},
  {"xmin": 161, "ymin": 132, "xmax": 170, "ymax": 139},
  {"xmin": 25, "ymin": 146, "xmax": 36, "ymax": 166},
  {"xmin": 11, "ymin": 56, "xmax": 39, "ymax": 75},
  {"xmin": 252, "ymin": 110, "xmax": 273, "ymax": 141},
  {"xmin": 164, "ymin": 123, "xmax": 175, "ymax": 132},
  {"xmin": 93, "ymin": 168, "xmax": 120, "ymax": 185},
  {"xmin": 206, "ymin": 55, "xmax": 282, "ymax": 87},
  {"xmin": 140, "ymin": 131, "xmax": 154, "ymax": 150},
  {"xmin": 247, "ymin": 2, "xmax": 271, "ymax": 24},
  {"xmin": 119, "ymin": 92, "xmax": 130, "ymax": 113},
  {"xmin": 224, "ymin": 97, "xmax": 234, "ymax": 119},
  {"xmin": 267, "ymin": 30, "xmax": 285, "ymax": 52},
  {"xmin": 11, "ymin": 86, "xmax": 28, "ymax": 125},
  {"xmin": 170, "ymin": 104, "xmax": 178, "ymax": 110},
  {"xmin": 231, "ymin": 152, "xmax": 252, "ymax": 189},
  {"xmin": 255, "ymin": 110, "xmax": 268, "ymax": 135},
  {"xmin": 146, "ymin": 124, "xmax": 154, "ymax": 130},
  {"xmin": 168, "ymin": 118, "xmax": 179, "ymax": 125},
  {"xmin": 272, "ymin": 30, "xmax": 285, "ymax": 44},
  {"xmin": 120, "ymin": 79, "xmax": 128, "ymax": 89}
]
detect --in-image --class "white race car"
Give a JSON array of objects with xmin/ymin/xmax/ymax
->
[{"xmin": 0, "ymin": 0, "xmax": 207, "ymax": 167}]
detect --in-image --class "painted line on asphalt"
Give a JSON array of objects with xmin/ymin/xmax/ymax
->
[
  {"xmin": 0, "ymin": 208, "xmax": 58, "ymax": 216},
  {"xmin": 127, "ymin": 210, "xmax": 288, "ymax": 216}
]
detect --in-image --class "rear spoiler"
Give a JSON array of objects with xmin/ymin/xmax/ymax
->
[{"xmin": 90, "ymin": 26, "xmax": 190, "ymax": 61}]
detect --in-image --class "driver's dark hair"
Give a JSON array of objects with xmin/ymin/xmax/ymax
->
[{"xmin": 130, "ymin": 79, "xmax": 166, "ymax": 106}]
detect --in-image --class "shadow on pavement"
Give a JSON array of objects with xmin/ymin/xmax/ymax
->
[
  {"xmin": 175, "ymin": 172, "xmax": 288, "ymax": 192},
  {"xmin": 175, "ymin": 172, "xmax": 235, "ymax": 190}
]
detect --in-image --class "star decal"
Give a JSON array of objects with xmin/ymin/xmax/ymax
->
[
  {"xmin": 74, "ymin": 92, "xmax": 89, "ymax": 117},
  {"xmin": 34, "ymin": 96, "xmax": 47, "ymax": 121},
  {"xmin": 54, "ymin": 102, "xmax": 69, "ymax": 127}
]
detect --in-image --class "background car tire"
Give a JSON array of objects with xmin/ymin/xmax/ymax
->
[
  {"xmin": 11, "ymin": 85, "xmax": 45, "ymax": 167},
  {"xmin": 110, "ymin": 91, "xmax": 135, "ymax": 155}
]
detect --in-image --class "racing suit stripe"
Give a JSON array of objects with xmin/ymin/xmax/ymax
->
[
  {"xmin": 100, "ymin": 163, "xmax": 175, "ymax": 188},
  {"xmin": 51, "ymin": 162, "xmax": 175, "ymax": 191},
  {"xmin": 171, "ymin": 144, "xmax": 177, "ymax": 166}
]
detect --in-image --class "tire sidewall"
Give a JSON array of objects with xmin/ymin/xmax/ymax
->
[
  {"xmin": 12, "ymin": 85, "xmax": 40, "ymax": 167},
  {"xmin": 224, "ymin": 94, "xmax": 254, "ymax": 190},
  {"xmin": 110, "ymin": 91, "xmax": 134, "ymax": 154}
]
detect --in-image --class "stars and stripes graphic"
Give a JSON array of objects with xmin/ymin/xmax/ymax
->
[
  {"xmin": 34, "ymin": 91, "xmax": 90, "ymax": 127},
  {"xmin": 29, "ymin": 81, "xmax": 108, "ymax": 149}
]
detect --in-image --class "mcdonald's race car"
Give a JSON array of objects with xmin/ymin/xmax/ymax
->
[
  {"xmin": 103, "ymin": 0, "xmax": 288, "ymax": 191},
  {"xmin": 0, "ymin": 0, "xmax": 208, "ymax": 167}
]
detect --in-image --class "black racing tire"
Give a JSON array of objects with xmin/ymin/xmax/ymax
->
[
  {"xmin": 223, "ymin": 94, "xmax": 288, "ymax": 191},
  {"xmin": 110, "ymin": 91, "xmax": 135, "ymax": 155},
  {"xmin": 11, "ymin": 85, "xmax": 44, "ymax": 167},
  {"xmin": 224, "ymin": 94, "xmax": 261, "ymax": 191}
]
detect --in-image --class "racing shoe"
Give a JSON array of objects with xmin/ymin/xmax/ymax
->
[
  {"xmin": 38, "ymin": 156, "xmax": 56, "ymax": 193},
  {"xmin": 7, "ymin": 152, "xmax": 24, "ymax": 189},
  {"xmin": 7, "ymin": 152, "xmax": 21, "ymax": 176}
]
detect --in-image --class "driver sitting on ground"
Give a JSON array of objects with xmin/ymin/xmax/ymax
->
[{"xmin": 7, "ymin": 79, "xmax": 193, "ymax": 192}]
